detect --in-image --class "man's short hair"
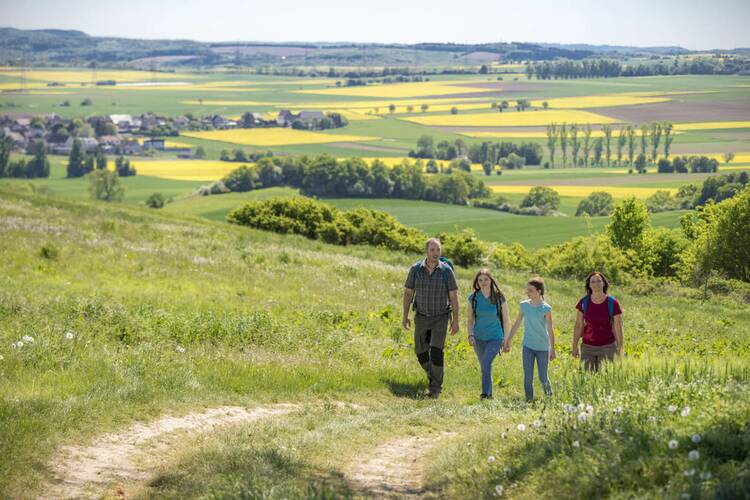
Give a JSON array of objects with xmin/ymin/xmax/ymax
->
[{"xmin": 425, "ymin": 238, "xmax": 442, "ymax": 251}]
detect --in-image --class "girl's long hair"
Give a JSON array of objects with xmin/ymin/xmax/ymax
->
[{"xmin": 471, "ymin": 268, "xmax": 505, "ymax": 304}]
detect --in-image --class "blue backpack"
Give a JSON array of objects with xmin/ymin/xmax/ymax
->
[
  {"xmin": 581, "ymin": 295, "xmax": 616, "ymax": 324},
  {"xmin": 411, "ymin": 257, "xmax": 454, "ymax": 311}
]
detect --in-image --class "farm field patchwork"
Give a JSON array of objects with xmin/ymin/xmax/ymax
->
[{"xmin": 181, "ymin": 128, "xmax": 380, "ymax": 146}]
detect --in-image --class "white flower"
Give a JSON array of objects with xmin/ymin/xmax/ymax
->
[
  {"xmin": 65, "ymin": 332, "xmax": 75, "ymax": 340},
  {"xmin": 563, "ymin": 403, "xmax": 574, "ymax": 413},
  {"xmin": 586, "ymin": 404, "xmax": 594, "ymax": 413},
  {"xmin": 648, "ymin": 416, "xmax": 657, "ymax": 423},
  {"xmin": 488, "ymin": 455, "xmax": 496, "ymax": 463},
  {"xmin": 684, "ymin": 468, "xmax": 695, "ymax": 477},
  {"xmin": 14, "ymin": 341, "xmax": 24, "ymax": 349},
  {"xmin": 516, "ymin": 423, "xmax": 526, "ymax": 432},
  {"xmin": 22, "ymin": 335, "xmax": 34, "ymax": 344},
  {"xmin": 175, "ymin": 346, "xmax": 186, "ymax": 353},
  {"xmin": 614, "ymin": 405, "xmax": 623, "ymax": 414},
  {"xmin": 681, "ymin": 406, "xmax": 691, "ymax": 417},
  {"xmin": 681, "ymin": 494, "xmax": 691, "ymax": 500},
  {"xmin": 692, "ymin": 433, "xmax": 701, "ymax": 443},
  {"xmin": 688, "ymin": 450, "xmax": 700, "ymax": 461},
  {"xmin": 532, "ymin": 420, "xmax": 542, "ymax": 429},
  {"xmin": 615, "ymin": 428, "xmax": 623, "ymax": 435},
  {"xmin": 572, "ymin": 440, "xmax": 580, "ymax": 448},
  {"xmin": 668, "ymin": 439, "xmax": 679, "ymax": 449},
  {"xmin": 699, "ymin": 471, "xmax": 712, "ymax": 481},
  {"xmin": 495, "ymin": 484, "xmax": 504, "ymax": 496},
  {"xmin": 668, "ymin": 404, "xmax": 678, "ymax": 413},
  {"xmin": 501, "ymin": 432, "xmax": 508, "ymax": 439},
  {"xmin": 577, "ymin": 412, "xmax": 587, "ymax": 423}
]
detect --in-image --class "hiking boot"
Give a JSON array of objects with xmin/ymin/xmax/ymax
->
[
  {"xmin": 428, "ymin": 391, "xmax": 440, "ymax": 400},
  {"xmin": 480, "ymin": 393, "xmax": 492, "ymax": 400}
]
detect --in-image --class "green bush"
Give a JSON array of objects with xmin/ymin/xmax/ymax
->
[
  {"xmin": 536, "ymin": 234, "xmax": 631, "ymax": 283},
  {"xmin": 439, "ymin": 229, "xmax": 487, "ymax": 267},
  {"xmin": 489, "ymin": 242, "xmax": 533, "ymax": 271},
  {"xmin": 146, "ymin": 193, "xmax": 165, "ymax": 209},
  {"xmin": 521, "ymin": 186, "xmax": 560, "ymax": 211},
  {"xmin": 576, "ymin": 191, "xmax": 614, "ymax": 216}
]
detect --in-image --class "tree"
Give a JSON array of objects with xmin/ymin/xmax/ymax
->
[
  {"xmin": 570, "ymin": 124, "xmax": 580, "ymax": 167},
  {"xmin": 88, "ymin": 169, "xmax": 124, "ymax": 202},
  {"xmin": 546, "ymin": 123, "xmax": 558, "ymax": 168},
  {"xmin": 415, "ymin": 135, "xmax": 435, "ymax": 158},
  {"xmin": 521, "ymin": 186, "xmax": 560, "ymax": 211},
  {"xmin": 639, "ymin": 124, "xmax": 649, "ymax": 159},
  {"xmin": 635, "ymin": 153, "xmax": 647, "ymax": 174},
  {"xmin": 626, "ymin": 126, "xmax": 636, "ymax": 166},
  {"xmin": 388, "ymin": 104, "xmax": 396, "ymax": 114},
  {"xmin": 115, "ymin": 156, "xmax": 136, "ymax": 176},
  {"xmin": 606, "ymin": 197, "xmax": 650, "ymax": 250},
  {"xmin": 602, "ymin": 125, "xmax": 612, "ymax": 167},
  {"xmin": 67, "ymin": 138, "xmax": 86, "ymax": 178},
  {"xmin": 559, "ymin": 123, "xmax": 568, "ymax": 167},
  {"xmin": 542, "ymin": 101, "xmax": 549, "ymax": 109},
  {"xmin": 576, "ymin": 191, "xmax": 614, "ymax": 216},
  {"xmin": 420, "ymin": 104, "xmax": 429, "ymax": 113},
  {"xmin": 195, "ymin": 146, "xmax": 206, "ymax": 159},
  {"xmin": 582, "ymin": 124, "xmax": 592, "ymax": 167},
  {"xmin": 616, "ymin": 128, "xmax": 627, "ymax": 166},
  {"xmin": 223, "ymin": 165, "xmax": 258, "ymax": 192},
  {"xmin": 662, "ymin": 122, "xmax": 674, "ymax": 159},
  {"xmin": 593, "ymin": 137, "xmax": 604, "ymax": 166},
  {"xmin": 650, "ymin": 122, "xmax": 663, "ymax": 164},
  {"xmin": 26, "ymin": 141, "xmax": 50, "ymax": 178},
  {"xmin": 450, "ymin": 106, "xmax": 458, "ymax": 115},
  {"xmin": 406, "ymin": 105, "xmax": 414, "ymax": 113},
  {"xmin": 723, "ymin": 152, "xmax": 736, "ymax": 164},
  {"xmin": 0, "ymin": 135, "xmax": 11, "ymax": 177},
  {"xmin": 95, "ymin": 150, "xmax": 107, "ymax": 170}
]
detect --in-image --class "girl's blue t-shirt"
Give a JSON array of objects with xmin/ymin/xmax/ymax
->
[
  {"xmin": 520, "ymin": 299, "xmax": 552, "ymax": 350},
  {"xmin": 469, "ymin": 292, "xmax": 504, "ymax": 341}
]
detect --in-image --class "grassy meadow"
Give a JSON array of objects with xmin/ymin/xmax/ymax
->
[{"xmin": 1, "ymin": 184, "xmax": 749, "ymax": 498}]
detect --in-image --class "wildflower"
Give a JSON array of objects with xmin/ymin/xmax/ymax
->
[
  {"xmin": 615, "ymin": 428, "xmax": 622, "ymax": 434},
  {"xmin": 684, "ymin": 468, "xmax": 695, "ymax": 477},
  {"xmin": 586, "ymin": 404, "xmax": 594, "ymax": 413},
  {"xmin": 65, "ymin": 332, "xmax": 75, "ymax": 340},
  {"xmin": 563, "ymin": 403, "xmax": 574, "ymax": 413},
  {"xmin": 577, "ymin": 412, "xmax": 587, "ymax": 423},
  {"xmin": 488, "ymin": 455, "xmax": 496, "ymax": 463},
  {"xmin": 532, "ymin": 420, "xmax": 542, "ymax": 429},
  {"xmin": 668, "ymin": 439, "xmax": 679, "ymax": 449},
  {"xmin": 22, "ymin": 335, "xmax": 34, "ymax": 344},
  {"xmin": 648, "ymin": 416, "xmax": 657, "ymax": 423},
  {"xmin": 516, "ymin": 423, "xmax": 526, "ymax": 432},
  {"xmin": 681, "ymin": 406, "xmax": 691, "ymax": 417},
  {"xmin": 699, "ymin": 471, "xmax": 712, "ymax": 481},
  {"xmin": 681, "ymin": 494, "xmax": 691, "ymax": 500},
  {"xmin": 500, "ymin": 432, "xmax": 508, "ymax": 439},
  {"xmin": 495, "ymin": 484, "xmax": 504, "ymax": 496},
  {"xmin": 688, "ymin": 450, "xmax": 700, "ymax": 461},
  {"xmin": 668, "ymin": 404, "xmax": 677, "ymax": 413},
  {"xmin": 692, "ymin": 433, "xmax": 701, "ymax": 443},
  {"xmin": 572, "ymin": 440, "xmax": 580, "ymax": 448},
  {"xmin": 614, "ymin": 405, "xmax": 623, "ymax": 414},
  {"xmin": 175, "ymin": 346, "xmax": 186, "ymax": 353},
  {"xmin": 14, "ymin": 341, "xmax": 24, "ymax": 349}
]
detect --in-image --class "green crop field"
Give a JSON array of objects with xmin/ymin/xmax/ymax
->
[{"xmin": 1, "ymin": 185, "xmax": 749, "ymax": 499}]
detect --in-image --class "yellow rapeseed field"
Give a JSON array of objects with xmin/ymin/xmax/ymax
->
[
  {"xmin": 294, "ymin": 80, "xmax": 487, "ymax": 98},
  {"xmin": 134, "ymin": 160, "xmax": 246, "ymax": 181},
  {"xmin": 674, "ymin": 122, "xmax": 750, "ymax": 131},
  {"xmin": 182, "ymin": 128, "xmax": 379, "ymax": 146},
  {"xmin": 533, "ymin": 94, "xmax": 671, "ymax": 109},
  {"xmin": 490, "ymin": 185, "xmax": 677, "ymax": 198},
  {"xmin": 0, "ymin": 69, "xmax": 196, "ymax": 83},
  {"xmin": 405, "ymin": 110, "xmax": 620, "ymax": 127}
]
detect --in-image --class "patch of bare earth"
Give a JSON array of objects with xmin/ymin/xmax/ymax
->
[
  {"xmin": 40, "ymin": 404, "xmax": 298, "ymax": 500},
  {"xmin": 596, "ymin": 99, "xmax": 750, "ymax": 123},
  {"xmin": 344, "ymin": 433, "xmax": 453, "ymax": 499}
]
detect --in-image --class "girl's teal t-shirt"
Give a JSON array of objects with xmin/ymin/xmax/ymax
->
[
  {"xmin": 520, "ymin": 299, "xmax": 552, "ymax": 350},
  {"xmin": 469, "ymin": 292, "xmax": 504, "ymax": 341}
]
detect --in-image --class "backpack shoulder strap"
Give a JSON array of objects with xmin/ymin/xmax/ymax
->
[
  {"xmin": 607, "ymin": 296, "xmax": 615, "ymax": 320},
  {"xmin": 470, "ymin": 291, "xmax": 478, "ymax": 317},
  {"xmin": 581, "ymin": 295, "xmax": 590, "ymax": 314}
]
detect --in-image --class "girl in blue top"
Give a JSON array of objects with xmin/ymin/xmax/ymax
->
[
  {"xmin": 467, "ymin": 268, "xmax": 510, "ymax": 400},
  {"xmin": 503, "ymin": 277, "xmax": 556, "ymax": 401}
]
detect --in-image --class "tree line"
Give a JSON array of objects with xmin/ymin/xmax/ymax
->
[
  {"xmin": 217, "ymin": 155, "xmax": 490, "ymax": 205},
  {"xmin": 0, "ymin": 137, "xmax": 49, "ymax": 179},
  {"xmin": 409, "ymin": 135, "xmax": 543, "ymax": 167}
]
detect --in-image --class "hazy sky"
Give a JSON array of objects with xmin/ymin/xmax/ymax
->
[{"xmin": 1, "ymin": 0, "xmax": 748, "ymax": 50}]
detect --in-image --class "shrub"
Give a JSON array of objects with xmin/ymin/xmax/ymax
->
[
  {"xmin": 536, "ymin": 234, "xmax": 631, "ymax": 283},
  {"xmin": 439, "ymin": 229, "xmax": 487, "ymax": 267},
  {"xmin": 606, "ymin": 197, "xmax": 650, "ymax": 250},
  {"xmin": 88, "ymin": 169, "xmax": 124, "ymax": 202},
  {"xmin": 146, "ymin": 193, "xmax": 165, "ymax": 209},
  {"xmin": 576, "ymin": 191, "xmax": 614, "ymax": 217},
  {"xmin": 645, "ymin": 190, "xmax": 679, "ymax": 213},
  {"xmin": 521, "ymin": 186, "xmax": 560, "ymax": 211},
  {"xmin": 223, "ymin": 165, "xmax": 258, "ymax": 192}
]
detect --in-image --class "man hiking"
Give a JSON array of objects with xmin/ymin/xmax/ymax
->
[{"xmin": 402, "ymin": 238, "xmax": 459, "ymax": 399}]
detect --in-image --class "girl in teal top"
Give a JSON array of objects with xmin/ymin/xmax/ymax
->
[
  {"xmin": 503, "ymin": 277, "xmax": 556, "ymax": 401},
  {"xmin": 467, "ymin": 268, "xmax": 510, "ymax": 400}
]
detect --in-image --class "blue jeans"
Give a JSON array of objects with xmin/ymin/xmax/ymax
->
[
  {"xmin": 522, "ymin": 346, "xmax": 552, "ymax": 401},
  {"xmin": 473, "ymin": 338, "xmax": 503, "ymax": 396}
]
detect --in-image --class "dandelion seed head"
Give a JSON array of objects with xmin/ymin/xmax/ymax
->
[
  {"xmin": 681, "ymin": 406, "xmax": 691, "ymax": 417},
  {"xmin": 175, "ymin": 346, "xmax": 186, "ymax": 353},
  {"xmin": 500, "ymin": 432, "xmax": 508, "ymax": 439},
  {"xmin": 516, "ymin": 423, "xmax": 526, "ymax": 432},
  {"xmin": 688, "ymin": 450, "xmax": 700, "ymax": 461},
  {"xmin": 684, "ymin": 468, "xmax": 695, "ymax": 477},
  {"xmin": 495, "ymin": 484, "xmax": 504, "ymax": 496},
  {"xmin": 692, "ymin": 434, "xmax": 701, "ymax": 443},
  {"xmin": 700, "ymin": 471, "xmax": 712, "ymax": 481},
  {"xmin": 668, "ymin": 439, "xmax": 679, "ymax": 449},
  {"xmin": 488, "ymin": 455, "xmax": 496, "ymax": 463},
  {"xmin": 668, "ymin": 404, "xmax": 677, "ymax": 413},
  {"xmin": 22, "ymin": 335, "xmax": 34, "ymax": 343},
  {"xmin": 65, "ymin": 332, "xmax": 74, "ymax": 340},
  {"xmin": 586, "ymin": 404, "xmax": 594, "ymax": 413},
  {"xmin": 572, "ymin": 440, "xmax": 580, "ymax": 448},
  {"xmin": 577, "ymin": 412, "xmax": 587, "ymax": 423},
  {"xmin": 614, "ymin": 405, "xmax": 623, "ymax": 414},
  {"xmin": 532, "ymin": 420, "xmax": 541, "ymax": 428}
]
